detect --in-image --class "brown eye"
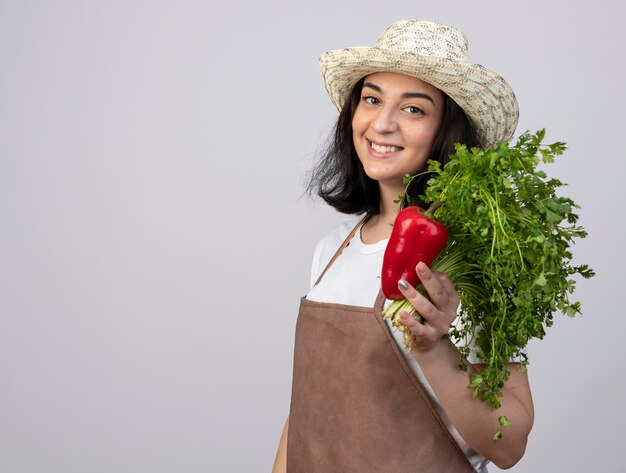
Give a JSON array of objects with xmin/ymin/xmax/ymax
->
[
  {"xmin": 363, "ymin": 96, "xmax": 379, "ymax": 105},
  {"xmin": 405, "ymin": 105, "xmax": 424, "ymax": 115}
]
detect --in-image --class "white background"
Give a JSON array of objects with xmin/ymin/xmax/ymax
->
[{"xmin": 1, "ymin": 0, "xmax": 624, "ymax": 471}]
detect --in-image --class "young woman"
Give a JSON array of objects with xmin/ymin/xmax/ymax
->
[{"xmin": 273, "ymin": 20, "xmax": 534, "ymax": 472}]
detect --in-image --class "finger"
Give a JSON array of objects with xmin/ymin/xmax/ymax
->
[
  {"xmin": 434, "ymin": 272, "xmax": 460, "ymax": 307},
  {"xmin": 434, "ymin": 271, "xmax": 453, "ymax": 294},
  {"xmin": 415, "ymin": 262, "xmax": 448, "ymax": 308},
  {"xmin": 397, "ymin": 278, "xmax": 439, "ymax": 324},
  {"xmin": 398, "ymin": 310, "xmax": 423, "ymax": 329},
  {"xmin": 399, "ymin": 310, "xmax": 436, "ymax": 338}
]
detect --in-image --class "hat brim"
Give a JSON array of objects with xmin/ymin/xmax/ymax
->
[{"xmin": 320, "ymin": 47, "xmax": 519, "ymax": 147}]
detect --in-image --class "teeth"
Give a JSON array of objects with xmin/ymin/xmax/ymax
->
[{"xmin": 370, "ymin": 141, "xmax": 401, "ymax": 153}]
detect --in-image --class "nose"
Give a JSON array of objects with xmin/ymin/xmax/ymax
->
[{"xmin": 371, "ymin": 106, "xmax": 399, "ymax": 134}]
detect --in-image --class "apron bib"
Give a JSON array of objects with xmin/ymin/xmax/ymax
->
[{"xmin": 287, "ymin": 217, "xmax": 477, "ymax": 472}]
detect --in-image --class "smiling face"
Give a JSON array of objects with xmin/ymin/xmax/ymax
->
[{"xmin": 351, "ymin": 72, "xmax": 445, "ymax": 197}]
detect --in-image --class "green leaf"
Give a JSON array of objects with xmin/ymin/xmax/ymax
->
[
  {"xmin": 498, "ymin": 415, "xmax": 510, "ymax": 428},
  {"xmin": 468, "ymin": 373, "xmax": 484, "ymax": 388},
  {"xmin": 533, "ymin": 273, "xmax": 547, "ymax": 287}
]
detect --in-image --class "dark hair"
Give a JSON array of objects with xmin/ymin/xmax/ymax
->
[{"xmin": 307, "ymin": 77, "xmax": 478, "ymax": 215}]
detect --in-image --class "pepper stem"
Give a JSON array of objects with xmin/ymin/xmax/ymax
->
[{"xmin": 424, "ymin": 200, "xmax": 445, "ymax": 219}]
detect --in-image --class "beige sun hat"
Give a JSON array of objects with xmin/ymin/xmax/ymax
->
[{"xmin": 319, "ymin": 19, "xmax": 519, "ymax": 147}]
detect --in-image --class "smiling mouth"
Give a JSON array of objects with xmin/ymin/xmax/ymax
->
[{"xmin": 367, "ymin": 139, "xmax": 403, "ymax": 155}]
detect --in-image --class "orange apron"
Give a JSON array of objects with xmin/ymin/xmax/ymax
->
[{"xmin": 287, "ymin": 218, "xmax": 477, "ymax": 472}]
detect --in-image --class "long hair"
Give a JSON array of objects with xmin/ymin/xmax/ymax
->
[{"xmin": 307, "ymin": 77, "xmax": 478, "ymax": 215}]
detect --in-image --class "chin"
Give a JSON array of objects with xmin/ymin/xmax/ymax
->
[{"xmin": 364, "ymin": 172, "xmax": 404, "ymax": 191}]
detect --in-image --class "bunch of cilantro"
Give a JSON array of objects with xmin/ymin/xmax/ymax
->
[{"xmin": 383, "ymin": 130, "xmax": 594, "ymax": 440}]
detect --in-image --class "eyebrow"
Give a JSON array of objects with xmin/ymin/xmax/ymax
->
[{"xmin": 362, "ymin": 82, "xmax": 436, "ymax": 105}]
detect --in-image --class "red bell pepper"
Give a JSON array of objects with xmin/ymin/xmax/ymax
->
[{"xmin": 382, "ymin": 204, "xmax": 449, "ymax": 300}]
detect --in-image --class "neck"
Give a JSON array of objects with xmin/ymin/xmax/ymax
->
[
  {"xmin": 360, "ymin": 182, "xmax": 403, "ymax": 244},
  {"xmin": 378, "ymin": 182, "xmax": 403, "ymax": 221}
]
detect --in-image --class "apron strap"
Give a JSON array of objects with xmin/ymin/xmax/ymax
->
[
  {"xmin": 312, "ymin": 215, "xmax": 369, "ymax": 288},
  {"xmin": 374, "ymin": 286, "xmax": 387, "ymax": 311}
]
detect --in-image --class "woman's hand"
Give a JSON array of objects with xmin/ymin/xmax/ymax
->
[
  {"xmin": 397, "ymin": 261, "xmax": 459, "ymax": 353},
  {"xmin": 395, "ymin": 261, "xmax": 534, "ymax": 469}
]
